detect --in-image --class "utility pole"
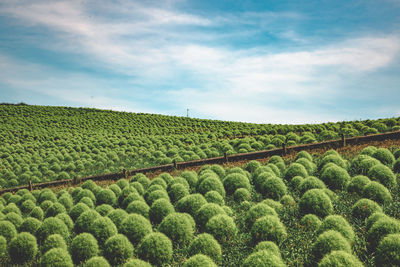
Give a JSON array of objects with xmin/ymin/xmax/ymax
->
[{"xmin": 187, "ymin": 108, "xmax": 189, "ymax": 118}]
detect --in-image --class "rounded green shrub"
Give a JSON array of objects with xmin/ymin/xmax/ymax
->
[
  {"xmin": 375, "ymin": 233, "xmax": 400, "ymax": 267},
  {"xmin": 205, "ymin": 190, "xmax": 225, "ymax": 205},
  {"xmin": 0, "ymin": 235, "xmax": 6, "ymax": 258},
  {"xmin": 149, "ymin": 198, "xmax": 174, "ymax": 224},
  {"xmin": 299, "ymin": 189, "xmax": 333, "ymax": 217},
  {"xmin": 205, "ymin": 214, "xmax": 237, "ymax": 243},
  {"xmin": 196, "ymin": 203, "xmax": 226, "ymax": 230},
  {"xmin": 372, "ymin": 148, "xmax": 395, "ymax": 167},
  {"xmin": 70, "ymin": 233, "xmax": 99, "ymax": 264},
  {"xmin": 320, "ymin": 165, "xmax": 350, "ymax": 190},
  {"xmin": 4, "ymin": 211, "xmax": 23, "ymax": 228},
  {"xmin": 3, "ymin": 203, "xmax": 21, "ymax": 215},
  {"xmin": 368, "ymin": 164, "xmax": 397, "ymax": 188},
  {"xmin": 290, "ymin": 175, "xmax": 304, "ymax": 189},
  {"xmin": 285, "ymin": 163, "xmax": 308, "ymax": 180},
  {"xmin": 124, "ymin": 258, "xmax": 152, "ymax": 267},
  {"xmin": 41, "ymin": 234, "xmax": 67, "ymax": 254},
  {"xmin": 223, "ymin": 173, "xmax": 250, "ymax": 195},
  {"xmin": 245, "ymin": 203, "xmax": 278, "ymax": 228},
  {"xmin": 103, "ymin": 234, "xmax": 133, "ymax": 266},
  {"xmin": 296, "ymin": 150, "xmax": 313, "ymax": 161},
  {"xmin": 243, "ymin": 249, "xmax": 286, "ymax": 267},
  {"xmin": 89, "ymin": 216, "xmax": 117, "ymax": 246},
  {"xmin": 120, "ymin": 213, "xmax": 152, "ymax": 246},
  {"xmin": 180, "ymin": 171, "xmax": 198, "ymax": 189},
  {"xmin": 300, "ymin": 214, "xmax": 322, "ymax": 231},
  {"xmin": 122, "ymin": 192, "xmax": 144, "ymax": 209},
  {"xmin": 159, "ymin": 212, "xmax": 195, "ymax": 246},
  {"xmin": 40, "ymin": 248, "xmax": 73, "ymax": 267},
  {"xmin": 45, "ymin": 202, "xmax": 66, "ymax": 218},
  {"xmin": 311, "ymin": 230, "xmax": 351, "ymax": 263},
  {"xmin": 19, "ymin": 217, "xmax": 41, "ymax": 234},
  {"xmin": 20, "ymin": 199, "xmax": 36, "ymax": 214},
  {"xmin": 260, "ymin": 176, "xmax": 287, "ymax": 200},
  {"xmin": 296, "ymin": 158, "xmax": 316, "ymax": 175},
  {"xmin": 168, "ymin": 177, "xmax": 190, "ymax": 192},
  {"xmin": 318, "ymin": 155, "xmax": 347, "ymax": 170},
  {"xmin": 362, "ymin": 181, "xmax": 392, "ymax": 205},
  {"xmin": 359, "ymin": 157, "xmax": 381, "ymax": 175},
  {"xmin": 317, "ymin": 215, "xmax": 355, "ymax": 243},
  {"xmin": 8, "ymin": 232, "xmax": 38, "ymax": 264},
  {"xmin": 69, "ymin": 202, "xmax": 89, "ymax": 221},
  {"xmin": 130, "ymin": 181, "xmax": 145, "ymax": 195},
  {"xmin": 150, "ymin": 177, "xmax": 167, "ymax": 189},
  {"xmin": 74, "ymin": 210, "xmax": 100, "ymax": 234},
  {"xmin": 367, "ymin": 217, "xmax": 400, "ymax": 250},
  {"xmin": 36, "ymin": 217, "xmax": 69, "ymax": 243},
  {"xmin": 318, "ymin": 251, "xmax": 364, "ymax": 267},
  {"xmin": 366, "ymin": 212, "xmax": 389, "ymax": 232},
  {"xmin": 126, "ymin": 200, "xmax": 150, "ymax": 218},
  {"xmin": 361, "ymin": 146, "xmax": 378, "ymax": 156},
  {"xmin": 394, "ymin": 149, "xmax": 400, "ymax": 159},
  {"xmin": 254, "ymin": 240, "xmax": 281, "ymax": 257},
  {"xmin": 188, "ymin": 233, "xmax": 222, "ymax": 263},
  {"xmin": 299, "ymin": 176, "xmax": 326, "ymax": 195},
  {"xmin": 394, "ymin": 158, "xmax": 400, "ymax": 173},
  {"xmin": 109, "ymin": 184, "xmax": 122, "ymax": 197},
  {"xmin": 107, "ymin": 208, "xmax": 128, "ymax": 230},
  {"xmin": 38, "ymin": 190, "xmax": 57, "ymax": 204},
  {"xmin": 146, "ymin": 190, "xmax": 169, "ymax": 206},
  {"xmin": 352, "ymin": 198, "xmax": 382, "ymax": 219},
  {"xmin": 29, "ymin": 206, "xmax": 44, "ymax": 221},
  {"xmin": 198, "ymin": 177, "xmax": 226, "ymax": 198},
  {"xmin": 96, "ymin": 189, "xmax": 117, "ymax": 206},
  {"xmin": 75, "ymin": 189, "xmax": 96, "ymax": 205},
  {"xmin": 251, "ymin": 215, "xmax": 287, "ymax": 244},
  {"xmin": 58, "ymin": 196, "xmax": 73, "ymax": 211},
  {"xmin": 183, "ymin": 254, "xmax": 217, "ymax": 267},
  {"xmin": 254, "ymin": 171, "xmax": 276, "ymax": 192},
  {"xmin": 233, "ymin": 188, "xmax": 251, "ymax": 202},
  {"xmin": 347, "ymin": 175, "xmax": 370, "ymax": 194},
  {"xmin": 137, "ymin": 232, "xmax": 173, "ymax": 266},
  {"xmin": 245, "ymin": 160, "xmax": 262, "ymax": 173},
  {"xmin": 117, "ymin": 179, "xmax": 130, "ymax": 189},
  {"xmin": 84, "ymin": 256, "xmax": 110, "ymax": 267},
  {"xmin": 96, "ymin": 204, "xmax": 114, "ymax": 216},
  {"xmin": 168, "ymin": 183, "xmax": 189, "ymax": 203},
  {"xmin": 176, "ymin": 194, "xmax": 207, "ymax": 217}
]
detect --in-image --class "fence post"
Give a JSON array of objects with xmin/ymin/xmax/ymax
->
[
  {"xmin": 173, "ymin": 160, "xmax": 178, "ymax": 170},
  {"xmin": 28, "ymin": 180, "xmax": 33, "ymax": 192},
  {"xmin": 282, "ymin": 143, "xmax": 287, "ymax": 155},
  {"xmin": 123, "ymin": 169, "xmax": 128, "ymax": 179},
  {"xmin": 224, "ymin": 152, "xmax": 228, "ymax": 163},
  {"xmin": 341, "ymin": 134, "xmax": 346, "ymax": 147}
]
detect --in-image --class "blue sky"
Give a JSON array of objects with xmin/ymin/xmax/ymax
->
[{"xmin": 1, "ymin": 0, "xmax": 400, "ymax": 124}]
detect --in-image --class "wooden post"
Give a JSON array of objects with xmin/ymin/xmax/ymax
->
[
  {"xmin": 224, "ymin": 152, "xmax": 228, "ymax": 163},
  {"xmin": 173, "ymin": 160, "xmax": 178, "ymax": 170},
  {"xmin": 341, "ymin": 134, "xmax": 346, "ymax": 147},
  {"xmin": 73, "ymin": 176, "xmax": 78, "ymax": 185},
  {"xmin": 28, "ymin": 180, "xmax": 33, "ymax": 192},
  {"xmin": 282, "ymin": 143, "xmax": 287, "ymax": 155},
  {"xmin": 123, "ymin": 169, "xmax": 128, "ymax": 179}
]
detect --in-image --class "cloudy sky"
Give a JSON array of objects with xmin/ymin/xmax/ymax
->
[{"xmin": 1, "ymin": 0, "xmax": 400, "ymax": 124}]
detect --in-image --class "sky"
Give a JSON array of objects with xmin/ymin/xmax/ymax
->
[{"xmin": 0, "ymin": 0, "xmax": 400, "ymax": 124}]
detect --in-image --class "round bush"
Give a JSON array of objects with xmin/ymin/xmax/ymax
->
[
  {"xmin": 131, "ymin": 181, "xmax": 145, "ymax": 195},
  {"xmin": 296, "ymin": 150, "xmax": 313, "ymax": 161},
  {"xmin": 89, "ymin": 216, "xmax": 118, "ymax": 246},
  {"xmin": 320, "ymin": 165, "xmax": 350, "ymax": 190},
  {"xmin": 103, "ymin": 234, "xmax": 133, "ymax": 266},
  {"xmin": 8, "ymin": 232, "xmax": 38, "ymax": 264},
  {"xmin": 96, "ymin": 189, "xmax": 117, "ymax": 206},
  {"xmin": 285, "ymin": 163, "xmax": 308, "ymax": 180},
  {"xmin": 205, "ymin": 190, "xmax": 225, "ymax": 205},
  {"xmin": 124, "ymin": 258, "xmax": 152, "ymax": 267},
  {"xmin": 317, "ymin": 215, "xmax": 355, "ymax": 243},
  {"xmin": 245, "ymin": 160, "xmax": 262, "ymax": 173},
  {"xmin": 243, "ymin": 249, "xmax": 286, "ymax": 267},
  {"xmin": 180, "ymin": 171, "xmax": 198, "ymax": 189},
  {"xmin": 0, "ymin": 235, "xmax": 6, "ymax": 258},
  {"xmin": 372, "ymin": 148, "xmax": 395, "ymax": 166},
  {"xmin": 205, "ymin": 214, "xmax": 237, "ymax": 243},
  {"xmin": 361, "ymin": 146, "xmax": 378, "ymax": 156},
  {"xmin": 29, "ymin": 206, "xmax": 44, "ymax": 221},
  {"xmin": 40, "ymin": 248, "xmax": 73, "ymax": 267},
  {"xmin": 74, "ymin": 210, "xmax": 100, "ymax": 234},
  {"xmin": 188, "ymin": 233, "xmax": 222, "ymax": 263},
  {"xmin": 198, "ymin": 177, "xmax": 226, "ymax": 198},
  {"xmin": 38, "ymin": 190, "xmax": 57, "ymax": 204},
  {"xmin": 290, "ymin": 175, "xmax": 304, "ymax": 189},
  {"xmin": 318, "ymin": 251, "xmax": 364, "ymax": 267},
  {"xmin": 3, "ymin": 203, "xmax": 21, "ymax": 215},
  {"xmin": 368, "ymin": 164, "xmax": 397, "ymax": 188},
  {"xmin": 362, "ymin": 181, "xmax": 392, "ymax": 205},
  {"xmin": 19, "ymin": 217, "xmax": 41, "ymax": 234},
  {"xmin": 254, "ymin": 240, "xmax": 281, "ymax": 257},
  {"xmin": 367, "ymin": 217, "xmax": 400, "ymax": 250},
  {"xmin": 311, "ymin": 230, "xmax": 351, "ymax": 262},
  {"xmin": 149, "ymin": 198, "xmax": 174, "ymax": 224},
  {"xmin": 109, "ymin": 184, "xmax": 122, "ymax": 197},
  {"xmin": 177, "ymin": 194, "xmax": 207, "ymax": 217},
  {"xmin": 251, "ymin": 215, "xmax": 287, "ymax": 244},
  {"xmin": 137, "ymin": 232, "xmax": 173, "ymax": 266},
  {"xmin": 41, "ymin": 234, "xmax": 67, "ymax": 254},
  {"xmin": 21, "ymin": 199, "xmax": 36, "ymax": 214},
  {"xmin": 359, "ymin": 157, "xmax": 381, "ymax": 175},
  {"xmin": 69, "ymin": 203, "xmax": 89, "ymax": 221},
  {"xmin": 126, "ymin": 200, "xmax": 150, "ymax": 218},
  {"xmin": 318, "ymin": 155, "xmax": 347, "ymax": 170},
  {"xmin": 347, "ymin": 175, "xmax": 370, "ymax": 194},
  {"xmin": 45, "ymin": 202, "xmax": 66, "ymax": 218},
  {"xmin": 254, "ymin": 171, "xmax": 276, "ymax": 192},
  {"xmin": 183, "ymin": 254, "xmax": 217, "ymax": 267},
  {"xmin": 149, "ymin": 177, "xmax": 167, "ymax": 189},
  {"xmin": 375, "ymin": 233, "xmax": 400, "ymax": 267},
  {"xmin": 117, "ymin": 179, "xmax": 130, "ymax": 189},
  {"xmin": 366, "ymin": 212, "xmax": 389, "ymax": 232},
  {"xmin": 168, "ymin": 183, "xmax": 189, "ymax": 203},
  {"xmin": 96, "ymin": 204, "xmax": 114, "ymax": 216},
  {"xmin": 75, "ymin": 189, "xmax": 96, "ymax": 205},
  {"xmin": 37, "ymin": 217, "xmax": 69, "ymax": 243},
  {"xmin": 168, "ymin": 177, "xmax": 190, "ymax": 191},
  {"xmin": 84, "ymin": 256, "xmax": 110, "ymax": 267},
  {"xmin": 71, "ymin": 233, "xmax": 99, "ymax": 264},
  {"xmin": 299, "ymin": 189, "xmax": 333, "ymax": 218},
  {"xmin": 58, "ymin": 196, "xmax": 73, "ymax": 211},
  {"xmin": 4, "ymin": 212, "xmax": 23, "ymax": 228},
  {"xmin": 146, "ymin": 190, "xmax": 169, "ymax": 206},
  {"xmin": 299, "ymin": 176, "xmax": 326, "ymax": 195},
  {"xmin": 394, "ymin": 158, "xmax": 400, "ymax": 173},
  {"xmin": 233, "ymin": 188, "xmax": 251, "ymax": 202},
  {"xmin": 120, "ymin": 213, "xmax": 152, "ymax": 246},
  {"xmin": 245, "ymin": 203, "xmax": 278, "ymax": 228},
  {"xmin": 259, "ymin": 176, "xmax": 287, "ymax": 201},
  {"xmin": 352, "ymin": 198, "xmax": 382, "ymax": 219},
  {"xmin": 223, "ymin": 173, "xmax": 250, "ymax": 195},
  {"xmin": 300, "ymin": 214, "xmax": 322, "ymax": 231},
  {"xmin": 195, "ymin": 203, "xmax": 226, "ymax": 230},
  {"xmin": 159, "ymin": 212, "xmax": 195, "ymax": 246},
  {"xmin": 296, "ymin": 158, "xmax": 316, "ymax": 175},
  {"xmin": 107, "ymin": 208, "xmax": 128, "ymax": 230},
  {"xmin": 122, "ymin": 192, "xmax": 144, "ymax": 209}
]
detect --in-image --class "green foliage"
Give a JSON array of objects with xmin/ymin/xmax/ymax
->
[
  {"xmin": 300, "ymin": 214, "xmax": 322, "ymax": 231},
  {"xmin": 362, "ymin": 181, "xmax": 392, "ymax": 205},
  {"xmin": 124, "ymin": 258, "xmax": 152, "ymax": 267},
  {"xmin": 299, "ymin": 189, "xmax": 333, "ymax": 217},
  {"xmin": 69, "ymin": 203, "xmax": 90, "ymax": 221},
  {"xmin": 311, "ymin": 230, "xmax": 351, "ymax": 263},
  {"xmin": 366, "ymin": 212, "xmax": 389, "ymax": 232},
  {"xmin": 137, "ymin": 232, "xmax": 173, "ymax": 266},
  {"xmin": 126, "ymin": 200, "xmax": 150, "ymax": 218},
  {"xmin": 168, "ymin": 183, "xmax": 190, "ymax": 203},
  {"xmin": 318, "ymin": 251, "xmax": 364, "ymax": 267},
  {"xmin": 149, "ymin": 198, "xmax": 174, "ymax": 224},
  {"xmin": 260, "ymin": 176, "xmax": 287, "ymax": 200},
  {"xmin": 74, "ymin": 210, "xmax": 100, "ymax": 234},
  {"xmin": 198, "ymin": 177, "xmax": 226, "ymax": 198},
  {"xmin": 8, "ymin": 232, "xmax": 38, "ymax": 264},
  {"xmin": 40, "ymin": 248, "xmax": 73, "ymax": 267},
  {"xmin": 195, "ymin": 203, "xmax": 226, "ymax": 230},
  {"xmin": 223, "ymin": 173, "xmax": 250, "ymax": 195},
  {"xmin": 71, "ymin": 233, "xmax": 99, "ymax": 264},
  {"xmin": 352, "ymin": 198, "xmax": 382, "ymax": 219},
  {"xmin": 180, "ymin": 171, "xmax": 198, "ymax": 189},
  {"xmin": 36, "ymin": 217, "xmax": 70, "ymax": 243},
  {"xmin": 245, "ymin": 203, "xmax": 278, "ymax": 228},
  {"xmin": 251, "ymin": 215, "xmax": 287, "ymax": 244},
  {"xmin": 19, "ymin": 217, "xmax": 41, "ymax": 235},
  {"xmin": 159, "ymin": 212, "xmax": 195, "ymax": 246},
  {"xmin": 89, "ymin": 216, "xmax": 117, "ymax": 246},
  {"xmin": 96, "ymin": 189, "xmax": 117, "ymax": 206},
  {"xmin": 95, "ymin": 204, "xmax": 114, "ymax": 216},
  {"xmin": 103, "ymin": 234, "xmax": 133, "ymax": 266},
  {"xmin": 320, "ymin": 165, "xmax": 350, "ymax": 190},
  {"xmin": 245, "ymin": 160, "xmax": 262, "ymax": 173},
  {"xmin": 176, "ymin": 194, "xmax": 207, "ymax": 217},
  {"xmin": 29, "ymin": 206, "xmax": 44, "ymax": 221},
  {"xmin": 375, "ymin": 233, "xmax": 400, "ymax": 267},
  {"xmin": 4, "ymin": 211, "xmax": 23, "ymax": 228},
  {"xmin": 367, "ymin": 217, "xmax": 400, "ymax": 250},
  {"xmin": 299, "ymin": 176, "xmax": 326, "ymax": 195},
  {"xmin": 120, "ymin": 213, "xmax": 152, "ymax": 246},
  {"xmin": 183, "ymin": 254, "xmax": 217, "ymax": 267},
  {"xmin": 347, "ymin": 175, "xmax": 370, "ymax": 194},
  {"xmin": 205, "ymin": 214, "xmax": 237, "ymax": 243},
  {"xmin": 254, "ymin": 241, "xmax": 281, "ymax": 257},
  {"xmin": 146, "ymin": 189, "xmax": 169, "ymax": 206},
  {"xmin": 372, "ymin": 148, "xmax": 395, "ymax": 167},
  {"xmin": 83, "ymin": 256, "xmax": 110, "ymax": 267},
  {"xmin": 45, "ymin": 202, "xmax": 66, "ymax": 218},
  {"xmin": 243, "ymin": 249, "xmax": 286, "ymax": 267},
  {"xmin": 318, "ymin": 155, "xmax": 347, "ymax": 170},
  {"xmin": 233, "ymin": 188, "xmax": 251, "ymax": 202},
  {"xmin": 296, "ymin": 158, "xmax": 316, "ymax": 175},
  {"xmin": 188, "ymin": 233, "xmax": 222, "ymax": 263},
  {"xmin": 107, "ymin": 208, "xmax": 128, "ymax": 230},
  {"xmin": 41, "ymin": 234, "xmax": 67, "ymax": 254},
  {"xmin": 394, "ymin": 158, "xmax": 400, "ymax": 173},
  {"xmin": 367, "ymin": 164, "xmax": 397, "ymax": 188},
  {"xmin": 317, "ymin": 215, "xmax": 355, "ymax": 243},
  {"xmin": 285, "ymin": 163, "xmax": 308, "ymax": 180}
]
